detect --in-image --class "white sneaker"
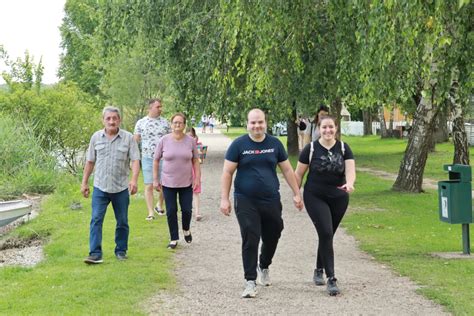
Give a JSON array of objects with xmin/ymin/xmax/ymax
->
[
  {"xmin": 241, "ymin": 280, "xmax": 257, "ymax": 298},
  {"xmin": 257, "ymin": 266, "xmax": 272, "ymax": 286}
]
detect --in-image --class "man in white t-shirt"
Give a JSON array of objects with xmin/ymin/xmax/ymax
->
[
  {"xmin": 201, "ymin": 114, "xmax": 208, "ymax": 133},
  {"xmin": 134, "ymin": 99, "xmax": 170, "ymax": 220}
]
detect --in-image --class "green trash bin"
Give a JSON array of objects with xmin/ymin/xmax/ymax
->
[{"xmin": 438, "ymin": 164, "xmax": 472, "ymax": 224}]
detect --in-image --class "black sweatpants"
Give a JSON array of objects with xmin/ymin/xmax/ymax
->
[
  {"xmin": 162, "ymin": 186, "xmax": 193, "ymax": 241},
  {"xmin": 235, "ymin": 196, "xmax": 284, "ymax": 281},
  {"xmin": 303, "ymin": 186, "xmax": 349, "ymax": 278}
]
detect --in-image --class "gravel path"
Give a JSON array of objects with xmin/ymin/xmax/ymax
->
[{"xmin": 146, "ymin": 131, "xmax": 448, "ymax": 315}]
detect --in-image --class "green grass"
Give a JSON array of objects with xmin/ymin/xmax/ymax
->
[
  {"xmin": 341, "ymin": 135, "xmax": 474, "ymax": 180},
  {"xmin": 0, "ymin": 175, "xmax": 173, "ymax": 315},
  {"xmin": 223, "ymin": 128, "xmax": 474, "ymax": 314}
]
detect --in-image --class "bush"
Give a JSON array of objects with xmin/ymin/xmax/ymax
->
[{"xmin": 0, "ymin": 114, "xmax": 57, "ymax": 199}]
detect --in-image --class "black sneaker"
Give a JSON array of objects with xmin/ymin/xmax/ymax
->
[
  {"xmin": 116, "ymin": 253, "xmax": 128, "ymax": 261},
  {"xmin": 313, "ymin": 268, "xmax": 325, "ymax": 286},
  {"xmin": 327, "ymin": 277, "xmax": 340, "ymax": 296},
  {"xmin": 84, "ymin": 255, "xmax": 103, "ymax": 264}
]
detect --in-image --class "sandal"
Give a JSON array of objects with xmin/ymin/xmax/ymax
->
[
  {"xmin": 145, "ymin": 215, "xmax": 155, "ymax": 221},
  {"xmin": 184, "ymin": 231, "xmax": 192, "ymax": 243},
  {"xmin": 154, "ymin": 207, "xmax": 165, "ymax": 216}
]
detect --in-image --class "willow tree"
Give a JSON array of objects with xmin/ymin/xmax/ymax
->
[
  {"xmin": 213, "ymin": 1, "xmax": 335, "ymax": 155},
  {"xmin": 59, "ymin": 0, "xmax": 103, "ymax": 96},
  {"xmin": 333, "ymin": 1, "xmax": 472, "ymax": 192},
  {"xmin": 391, "ymin": 1, "xmax": 473, "ymax": 192}
]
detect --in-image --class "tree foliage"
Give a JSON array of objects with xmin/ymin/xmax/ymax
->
[
  {"xmin": 58, "ymin": 1, "xmax": 473, "ymax": 191},
  {"xmin": 1, "ymin": 49, "xmax": 101, "ymax": 174}
]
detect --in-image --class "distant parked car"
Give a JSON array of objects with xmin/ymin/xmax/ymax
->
[{"xmin": 272, "ymin": 122, "xmax": 287, "ymax": 136}]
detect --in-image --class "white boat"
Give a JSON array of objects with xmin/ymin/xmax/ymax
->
[{"xmin": 0, "ymin": 200, "xmax": 32, "ymax": 227}]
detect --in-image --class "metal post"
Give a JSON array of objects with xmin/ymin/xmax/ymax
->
[{"xmin": 462, "ymin": 224, "xmax": 470, "ymax": 255}]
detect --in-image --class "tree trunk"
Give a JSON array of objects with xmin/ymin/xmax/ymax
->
[
  {"xmin": 362, "ymin": 108, "xmax": 373, "ymax": 135},
  {"xmin": 388, "ymin": 107, "xmax": 394, "ymax": 138},
  {"xmin": 450, "ymin": 79, "xmax": 470, "ymax": 165},
  {"xmin": 332, "ymin": 97, "xmax": 342, "ymax": 139},
  {"xmin": 287, "ymin": 102, "xmax": 299, "ymax": 156},
  {"xmin": 378, "ymin": 105, "xmax": 389, "ymax": 138},
  {"xmin": 432, "ymin": 105, "xmax": 449, "ymax": 143},
  {"xmin": 392, "ymin": 88, "xmax": 439, "ymax": 192}
]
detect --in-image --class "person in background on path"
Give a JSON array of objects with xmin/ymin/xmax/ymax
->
[
  {"xmin": 220, "ymin": 108, "xmax": 303, "ymax": 299},
  {"xmin": 310, "ymin": 105, "xmax": 330, "ymax": 141},
  {"xmin": 134, "ymin": 98, "xmax": 170, "ymax": 220},
  {"xmin": 154, "ymin": 113, "xmax": 201, "ymax": 249},
  {"xmin": 295, "ymin": 114, "xmax": 309, "ymax": 152},
  {"xmin": 186, "ymin": 127, "xmax": 203, "ymax": 221},
  {"xmin": 209, "ymin": 114, "xmax": 216, "ymax": 133},
  {"xmin": 294, "ymin": 115, "xmax": 356, "ymax": 296},
  {"xmin": 81, "ymin": 106, "xmax": 140, "ymax": 264},
  {"xmin": 201, "ymin": 113, "xmax": 208, "ymax": 133}
]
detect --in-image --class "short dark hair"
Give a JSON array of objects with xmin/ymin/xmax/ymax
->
[
  {"xmin": 148, "ymin": 98, "xmax": 162, "ymax": 106},
  {"xmin": 317, "ymin": 105, "xmax": 329, "ymax": 114}
]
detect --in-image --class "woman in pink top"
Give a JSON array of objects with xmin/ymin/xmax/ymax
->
[{"xmin": 153, "ymin": 113, "xmax": 201, "ymax": 249}]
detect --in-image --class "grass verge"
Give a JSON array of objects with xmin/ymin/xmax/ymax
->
[{"xmin": 0, "ymin": 175, "xmax": 173, "ymax": 315}]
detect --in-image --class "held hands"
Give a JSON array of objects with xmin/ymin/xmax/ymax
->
[
  {"xmin": 81, "ymin": 184, "xmax": 90, "ymax": 198},
  {"xmin": 338, "ymin": 183, "xmax": 355, "ymax": 193},
  {"xmin": 220, "ymin": 198, "xmax": 231, "ymax": 216},
  {"xmin": 293, "ymin": 195, "xmax": 304, "ymax": 211}
]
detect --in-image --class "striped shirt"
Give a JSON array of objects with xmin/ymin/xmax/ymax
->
[{"xmin": 86, "ymin": 129, "xmax": 140, "ymax": 193}]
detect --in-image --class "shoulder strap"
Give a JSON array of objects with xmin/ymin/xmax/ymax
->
[
  {"xmin": 341, "ymin": 140, "xmax": 345, "ymax": 156},
  {"xmin": 309, "ymin": 141, "xmax": 314, "ymax": 163}
]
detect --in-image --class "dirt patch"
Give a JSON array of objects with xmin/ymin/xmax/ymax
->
[
  {"xmin": 0, "ymin": 235, "xmax": 44, "ymax": 267},
  {"xmin": 0, "ymin": 235, "xmax": 43, "ymax": 250},
  {"xmin": 0, "ymin": 195, "xmax": 45, "ymax": 267}
]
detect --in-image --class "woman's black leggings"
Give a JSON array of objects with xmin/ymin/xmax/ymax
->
[{"xmin": 303, "ymin": 186, "xmax": 349, "ymax": 278}]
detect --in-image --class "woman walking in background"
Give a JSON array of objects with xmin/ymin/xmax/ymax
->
[
  {"xmin": 310, "ymin": 105, "xmax": 330, "ymax": 141},
  {"xmin": 186, "ymin": 127, "xmax": 203, "ymax": 221},
  {"xmin": 153, "ymin": 113, "xmax": 201, "ymax": 249},
  {"xmin": 294, "ymin": 115, "xmax": 355, "ymax": 296}
]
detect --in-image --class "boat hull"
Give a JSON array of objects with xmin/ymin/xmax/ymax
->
[{"xmin": 0, "ymin": 200, "xmax": 32, "ymax": 227}]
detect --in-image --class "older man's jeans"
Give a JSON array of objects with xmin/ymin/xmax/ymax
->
[{"xmin": 89, "ymin": 187, "xmax": 129, "ymax": 257}]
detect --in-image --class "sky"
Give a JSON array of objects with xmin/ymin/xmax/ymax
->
[{"xmin": 0, "ymin": 0, "xmax": 66, "ymax": 84}]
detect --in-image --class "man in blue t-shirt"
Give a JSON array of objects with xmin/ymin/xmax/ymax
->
[{"xmin": 220, "ymin": 108, "xmax": 303, "ymax": 298}]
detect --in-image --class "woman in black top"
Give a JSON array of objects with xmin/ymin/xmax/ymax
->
[{"xmin": 295, "ymin": 115, "xmax": 356, "ymax": 296}]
